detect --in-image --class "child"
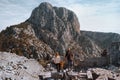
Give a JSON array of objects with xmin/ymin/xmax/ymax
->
[{"xmin": 54, "ymin": 52, "xmax": 61, "ymax": 72}]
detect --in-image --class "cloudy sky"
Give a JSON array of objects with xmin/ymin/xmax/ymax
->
[{"xmin": 0, "ymin": 0, "xmax": 120, "ymax": 34}]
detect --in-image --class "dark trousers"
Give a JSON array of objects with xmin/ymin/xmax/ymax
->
[
  {"xmin": 68, "ymin": 60, "xmax": 73, "ymax": 69},
  {"xmin": 55, "ymin": 63, "xmax": 60, "ymax": 72}
]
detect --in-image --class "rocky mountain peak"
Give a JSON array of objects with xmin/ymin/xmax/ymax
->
[
  {"xmin": 39, "ymin": 2, "xmax": 53, "ymax": 8},
  {"xmin": 28, "ymin": 2, "xmax": 80, "ymax": 35},
  {"xmin": 27, "ymin": 2, "xmax": 80, "ymax": 53}
]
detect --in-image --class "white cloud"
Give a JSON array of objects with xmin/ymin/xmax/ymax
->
[
  {"xmin": 0, "ymin": 0, "xmax": 120, "ymax": 34},
  {"xmin": 63, "ymin": 0, "xmax": 120, "ymax": 34}
]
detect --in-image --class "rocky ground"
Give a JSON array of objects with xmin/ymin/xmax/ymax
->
[
  {"xmin": 1, "ymin": 52, "xmax": 120, "ymax": 80},
  {"xmin": 0, "ymin": 52, "xmax": 44, "ymax": 80}
]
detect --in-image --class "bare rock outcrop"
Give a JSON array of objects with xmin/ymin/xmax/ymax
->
[
  {"xmin": 0, "ymin": 23, "xmax": 54, "ymax": 60},
  {"xmin": 28, "ymin": 2, "xmax": 80, "ymax": 54}
]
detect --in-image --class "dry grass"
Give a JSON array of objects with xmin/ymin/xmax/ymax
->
[{"xmin": 38, "ymin": 59, "xmax": 49, "ymax": 67}]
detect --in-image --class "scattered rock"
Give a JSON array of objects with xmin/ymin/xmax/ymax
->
[{"xmin": 0, "ymin": 52, "xmax": 44, "ymax": 80}]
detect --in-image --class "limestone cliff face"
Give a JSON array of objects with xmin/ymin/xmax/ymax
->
[
  {"xmin": 28, "ymin": 2, "xmax": 80, "ymax": 54},
  {"xmin": 0, "ymin": 2, "xmax": 104, "ymax": 60}
]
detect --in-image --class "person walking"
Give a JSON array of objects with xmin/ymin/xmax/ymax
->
[{"xmin": 65, "ymin": 48, "xmax": 74, "ymax": 70}]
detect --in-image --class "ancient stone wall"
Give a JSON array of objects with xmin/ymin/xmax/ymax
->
[
  {"xmin": 79, "ymin": 57, "xmax": 109, "ymax": 68},
  {"xmin": 109, "ymin": 42, "xmax": 120, "ymax": 65}
]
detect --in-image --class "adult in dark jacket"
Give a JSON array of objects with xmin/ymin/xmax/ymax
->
[{"xmin": 65, "ymin": 48, "xmax": 74, "ymax": 70}]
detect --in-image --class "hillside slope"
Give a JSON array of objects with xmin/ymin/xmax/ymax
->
[{"xmin": 81, "ymin": 31, "xmax": 120, "ymax": 49}]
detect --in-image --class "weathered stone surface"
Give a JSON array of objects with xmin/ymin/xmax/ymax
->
[
  {"xmin": 28, "ymin": 2, "xmax": 80, "ymax": 54},
  {"xmin": 0, "ymin": 52, "xmax": 44, "ymax": 80},
  {"xmin": 0, "ymin": 22, "xmax": 54, "ymax": 60},
  {"xmin": 109, "ymin": 42, "xmax": 120, "ymax": 65},
  {"xmin": 90, "ymin": 68, "xmax": 117, "ymax": 80}
]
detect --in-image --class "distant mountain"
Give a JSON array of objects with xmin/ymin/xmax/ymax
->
[
  {"xmin": 0, "ymin": 2, "xmax": 119, "ymax": 61},
  {"xmin": 81, "ymin": 31, "xmax": 120, "ymax": 49}
]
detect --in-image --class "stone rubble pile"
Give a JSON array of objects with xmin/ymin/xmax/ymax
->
[
  {"xmin": 39, "ymin": 67, "xmax": 120, "ymax": 80},
  {"xmin": 0, "ymin": 52, "xmax": 44, "ymax": 80},
  {"xmin": 89, "ymin": 68, "xmax": 120, "ymax": 80}
]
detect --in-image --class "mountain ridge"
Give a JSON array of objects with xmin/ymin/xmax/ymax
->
[
  {"xmin": 0, "ymin": 2, "xmax": 119, "ymax": 61},
  {"xmin": 81, "ymin": 30, "xmax": 120, "ymax": 49}
]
